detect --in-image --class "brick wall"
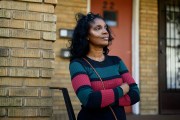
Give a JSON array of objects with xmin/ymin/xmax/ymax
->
[
  {"xmin": 52, "ymin": 0, "xmax": 87, "ymax": 119},
  {"xmin": 139, "ymin": 0, "xmax": 158, "ymax": 114},
  {"xmin": 0, "ymin": 0, "xmax": 57, "ymax": 119}
]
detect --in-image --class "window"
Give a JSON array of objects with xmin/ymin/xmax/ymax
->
[
  {"xmin": 103, "ymin": 11, "xmax": 118, "ymax": 27},
  {"xmin": 166, "ymin": 5, "xmax": 180, "ymax": 89}
]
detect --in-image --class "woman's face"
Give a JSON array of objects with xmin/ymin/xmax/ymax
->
[{"xmin": 88, "ymin": 18, "xmax": 109, "ymax": 47}]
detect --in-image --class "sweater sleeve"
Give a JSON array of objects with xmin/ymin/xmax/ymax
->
[
  {"xmin": 118, "ymin": 58, "xmax": 140, "ymax": 106},
  {"xmin": 69, "ymin": 60, "xmax": 124, "ymax": 108}
]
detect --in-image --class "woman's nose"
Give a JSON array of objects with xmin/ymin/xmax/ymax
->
[{"xmin": 102, "ymin": 28, "xmax": 108, "ymax": 34}]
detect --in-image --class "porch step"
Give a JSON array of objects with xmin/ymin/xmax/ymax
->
[{"xmin": 127, "ymin": 114, "xmax": 180, "ymax": 120}]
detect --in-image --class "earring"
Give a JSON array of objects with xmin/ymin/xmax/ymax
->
[{"xmin": 87, "ymin": 38, "xmax": 89, "ymax": 40}]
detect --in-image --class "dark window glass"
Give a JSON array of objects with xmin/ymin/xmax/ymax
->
[{"xmin": 103, "ymin": 11, "xmax": 118, "ymax": 27}]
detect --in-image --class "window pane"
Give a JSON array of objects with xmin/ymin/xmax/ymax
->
[
  {"xmin": 103, "ymin": 11, "xmax": 118, "ymax": 27},
  {"xmin": 166, "ymin": 5, "xmax": 180, "ymax": 89}
]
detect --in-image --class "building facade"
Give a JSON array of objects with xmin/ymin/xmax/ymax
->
[
  {"xmin": 53, "ymin": 0, "xmax": 180, "ymax": 118},
  {"xmin": 52, "ymin": 0, "xmax": 159, "ymax": 118},
  {"xmin": 0, "ymin": 0, "xmax": 57, "ymax": 119}
]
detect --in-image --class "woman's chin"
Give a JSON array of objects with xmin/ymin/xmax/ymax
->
[
  {"xmin": 99, "ymin": 43, "xmax": 109, "ymax": 47},
  {"xmin": 102, "ymin": 41, "xmax": 109, "ymax": 46},
  {"xmin": 91, "ymin": 41, "xmax": 109, "ymax": 48}
]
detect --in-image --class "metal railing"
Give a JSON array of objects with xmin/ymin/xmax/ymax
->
[{"xmin": 50, "ymin": 87, "xmax": 76, "ymax": 120}]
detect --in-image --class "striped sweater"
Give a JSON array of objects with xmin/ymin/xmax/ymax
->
[{"xmin": 69, "ymin": 55, "xmax": 140, "ymax": 120}]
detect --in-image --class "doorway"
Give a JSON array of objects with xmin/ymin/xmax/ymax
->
[
  {"xmin": 91, "ymin": 0, "xmax": 133, "ymax": 113},
  {"xmin": 159, "ymin": 0, "xmax": 180, "ymax": 114}
]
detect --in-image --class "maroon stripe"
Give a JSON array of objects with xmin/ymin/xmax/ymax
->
[
  {"xmin": 121, "ymin": 72, "xmax": 135, "ymax": 84},
  {"xmin": 119, "ymin": 94, "xmax": 131, "ymax": 106},
  {"xmin": 72, "ymin": 74, "xmax": 91, "ymax": 92},
  {"xmin": 91, "ymin": 78, "xmax": 123, "ymax": 91},
  {"xmin": 101, "ymin": 89, "xmax": 114, "ymax": 108}
]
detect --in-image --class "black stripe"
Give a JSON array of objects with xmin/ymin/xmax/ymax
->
[
  {"xmin": 90, "ymin": 75, "xmax": 121, "ymax": 82},
  {"xmin": 86, "ymin": 91, "xmax": 102, "ymax": 108},
  {"xmin": 71, "ymin": 55, "xmax": 122, "ymax": 68},
  {"xmin": 71, "ymin": 72, "xmax": 87, "ymax": 80},
  {"xmin": 129, "ymin": 83, "xmax": 137, "ymax": 87},
  {"xmin": 83, "ymin": 56, "xmax": 120, "ymax": 68},
  {"xmin": 76, "ymin": 85, "xmax": 92, "ymax": 95},
  {"xmin": 119, "ymin": 70, "xmax": 129, "ymax": 75},
  {"xmin": 113, "ymin": 87, "xmax": 119, "ymax": 105},
  {"xmin": 127, "ymin": 89, "xmax": 140, "ymax": 105}
]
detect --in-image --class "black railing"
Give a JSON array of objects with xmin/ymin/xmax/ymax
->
[{"xmin": 50, "ymin": 87, "xmax": 76, "ymax": 120}]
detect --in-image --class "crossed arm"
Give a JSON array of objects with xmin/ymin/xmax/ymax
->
[{"xmin": 69, "ymin": 59, "xmax": 140, "ymax": 109}]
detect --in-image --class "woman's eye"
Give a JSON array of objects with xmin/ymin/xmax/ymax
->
[
  {"xmin": 94, "ymin": 26, "xmax": 107, "ymax": 31},
  {"xmin": 94, "ymin": 27, "xmax": 101, "ymax": 30}
]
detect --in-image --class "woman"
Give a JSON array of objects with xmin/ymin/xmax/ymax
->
[{"xmin": 69, "ymin": 12, "xmax": 140, "ymax": 120}]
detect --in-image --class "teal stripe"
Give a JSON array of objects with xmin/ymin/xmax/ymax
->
[
  {"xmin": 117, "ymin": 86, "xmax": 124, "ymax": 98},
  {"xmin": 85, "ymin": 64, "xmax": 119, "ymax": 79},
  {"xmin": 131, "ymin": 85, "xmax": 140, "ymax": 95},
  {"xmin": 77, "ymin": 87, "xmax": 93, "ymax": 106},
  {"xmin": 69, "ymin": 62, "xmax": 86, "ymax": 77},
  {"xmin": 119, "ymin": 60, "xmax": 128, "ymax": 73}
]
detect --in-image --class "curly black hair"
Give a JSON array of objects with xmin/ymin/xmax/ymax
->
[{"xmin": 69, "ymin": 12, "xmax": 114, "ymax": 60}]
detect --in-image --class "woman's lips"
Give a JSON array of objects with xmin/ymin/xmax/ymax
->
[{"xmin": 102, "ymin": 37, "xmax": 109, "ymax": 40}]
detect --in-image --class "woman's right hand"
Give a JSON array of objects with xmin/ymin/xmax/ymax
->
[{"xmin": 120, "ymin": 83, "xmax": 130, "ymax": 95}]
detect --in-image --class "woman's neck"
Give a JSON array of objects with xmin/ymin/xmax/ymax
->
[{"xmin": 87, "ymin": 46, "xmax": 105, "ymax": 62}]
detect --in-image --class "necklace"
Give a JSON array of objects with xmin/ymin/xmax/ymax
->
[{"xmin": 86, "ymin": 55, "xmax": 105, "ymax": 62}]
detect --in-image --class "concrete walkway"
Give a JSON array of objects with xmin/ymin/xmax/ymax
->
[{"xmin": 127, "ymin": 114, "xmax": 180, "ymax": 120}]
